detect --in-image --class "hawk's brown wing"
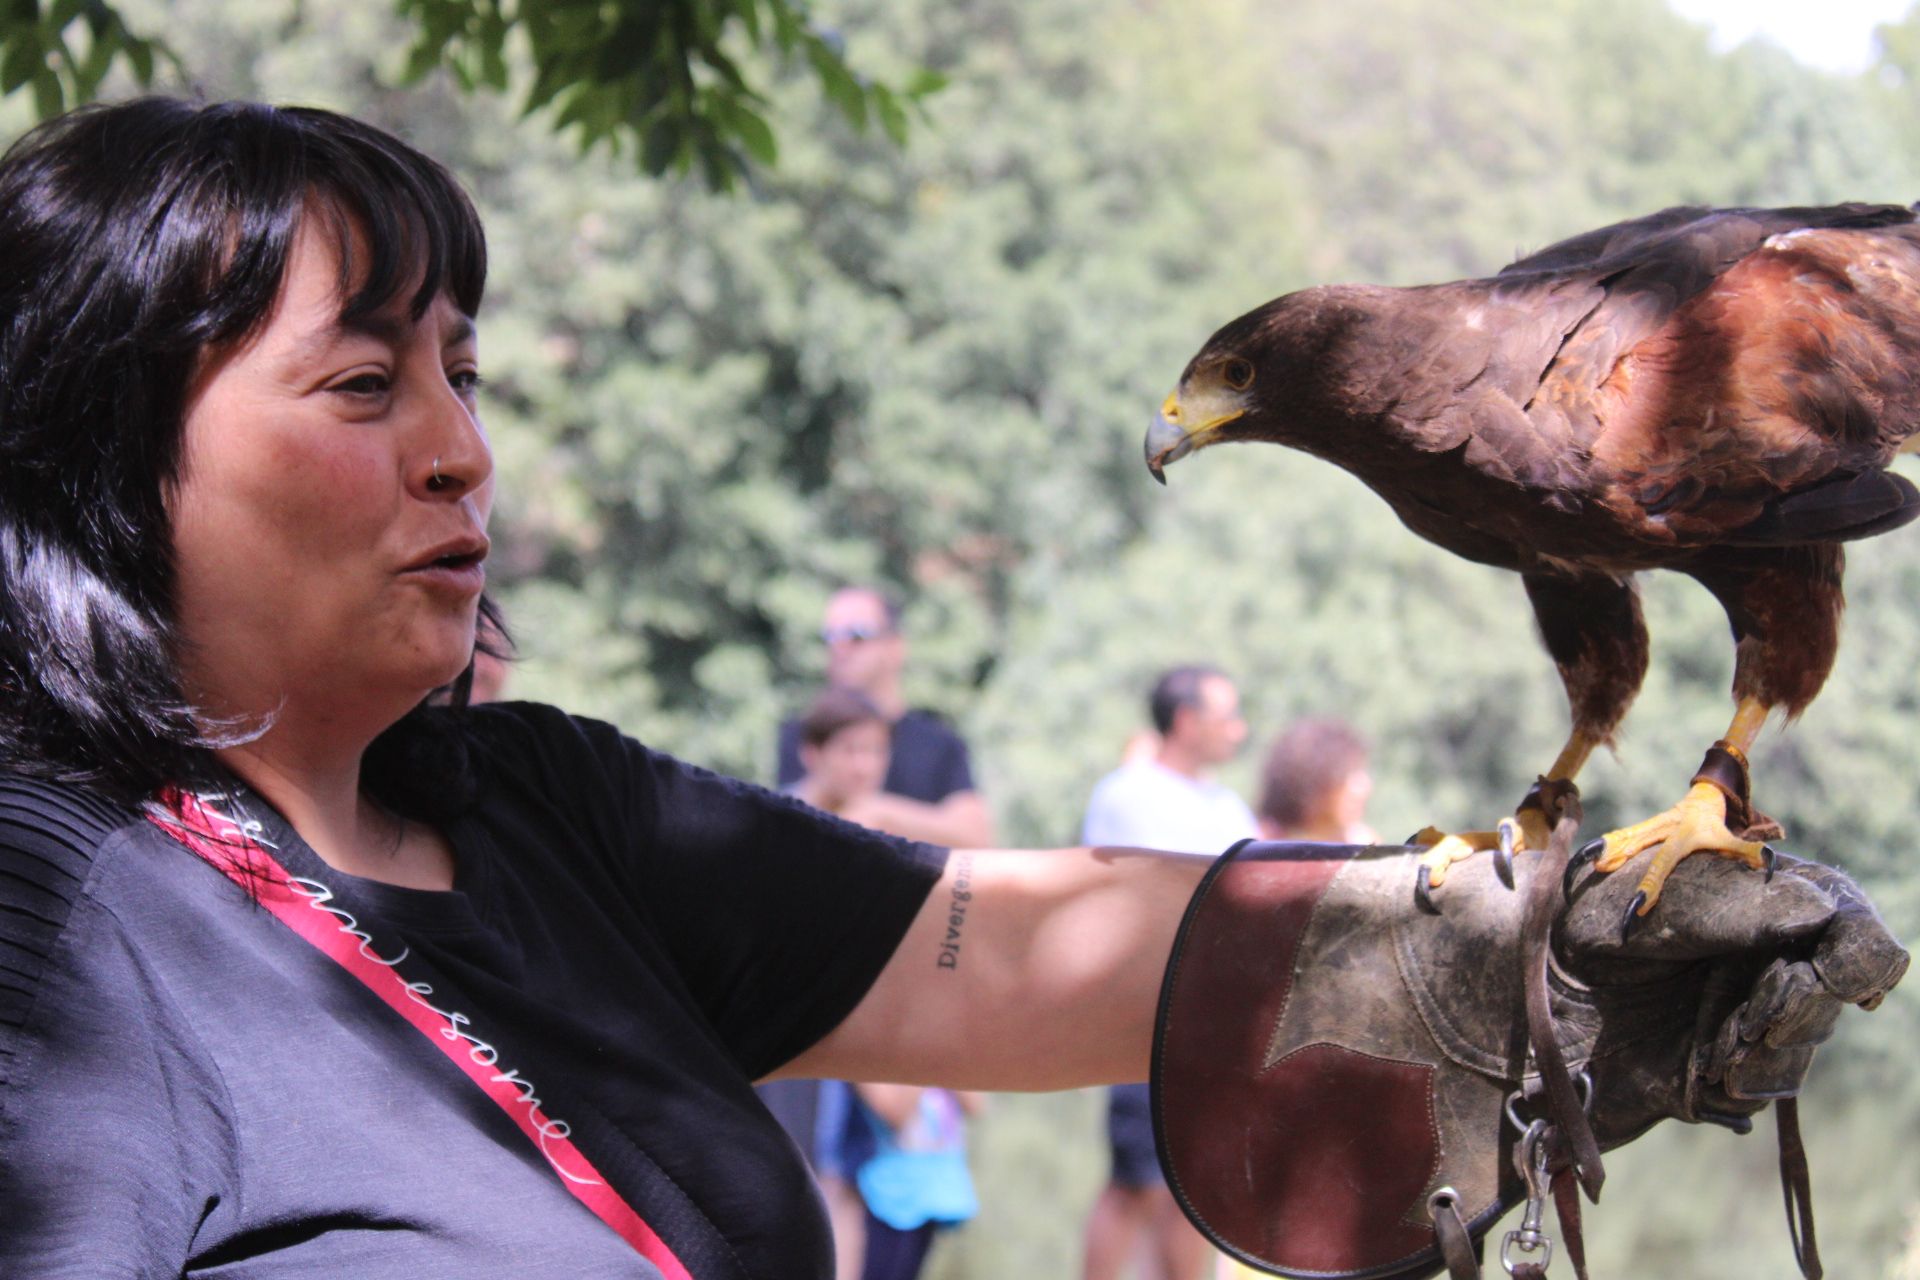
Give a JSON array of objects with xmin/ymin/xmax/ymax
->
[{"xmin": 1487, "ymin": 205, "xmax": 1920, "ymax": 545}]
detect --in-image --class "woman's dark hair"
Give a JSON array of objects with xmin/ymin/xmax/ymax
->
[
  {"xmin": 798, "ymin": 688, "xmax": 890, "ymax": 749},
  {"xmin": 0, "ymin": 97, "xmax": 500, "ymax": 817}
]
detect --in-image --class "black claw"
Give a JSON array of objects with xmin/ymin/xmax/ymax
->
[
  {"xmin": 1565, "ymin": 839, "xmax": 1603, "ymax": 900},
  {"xmin": 1762, "ymin": 845, "xmax": 1778, "ymax": 883},
  {"xmin": 1414, "ymin": 865, "xmax": 1442, "ymax": 916},
  {"xmin": 1492, "ymin": 821, "xmax": 1517, "ymax": 889},
  {"xmin": 1619, "ymin": 890, "xmax": 1649, "ymax": 943},
  {"xmin": 1697, "ymin": 1108, "xmax": 1755, "ymax": 1135}
]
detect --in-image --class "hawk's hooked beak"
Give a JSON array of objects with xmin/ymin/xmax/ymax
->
[
  {"xmin": 1144, "ymin": 410, "xmax": 1191, "ymax": 485},
  {"xmin": 1145, "ymin": 389, "xmax": 1244, "ymax": 484}
]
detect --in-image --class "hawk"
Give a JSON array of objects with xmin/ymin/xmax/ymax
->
[{"xmin": 1147, "ymin": 203, "xmax": 1920, "ymax": 929}]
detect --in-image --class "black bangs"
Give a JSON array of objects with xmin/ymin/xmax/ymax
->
[
  {"xmin": 187, "ymin": 102, "xmax": 489, "ymax": 351},
  {"xmin": 284, "ymin": 106, "xmax": 488, "ymax": 325}
]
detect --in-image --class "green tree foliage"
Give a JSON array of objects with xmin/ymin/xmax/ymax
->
[
  {"xmin": 0, "ymin": 0, "xmax": 166, "ymax": 116},
  {"xmin": 24, "ymin": 0, "xmax": 1920, "ymax": 1272},
  {"xmin": 392, "ymin": 0, "xmax": 946, "ymax": 185},
  {"xmin": 0, "ymin": 0, "xmax": 934, "ymax": 185}
]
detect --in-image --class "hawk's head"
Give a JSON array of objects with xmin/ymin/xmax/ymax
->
[{"xmin": 1146, "ymin": 285, "xmax": 1383, "ymax": 482}]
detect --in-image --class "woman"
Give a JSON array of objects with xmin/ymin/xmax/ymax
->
[
  {"xmin": 0, "ymin": 98, "xmax": 1900, "ymax": 1280},
  {"xmin": 0, "ymin": 98, "xmax": 1202, "ymax": 1279},
  {"xmin": 1254, "ymin": 717, "xmax": 1375, "ymax": 845}
]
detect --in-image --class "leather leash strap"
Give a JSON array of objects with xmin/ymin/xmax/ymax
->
[
  {"xmin": 1433, "ymin": 1191, "xmax": 1482, "ymax": 1280},
  {"xmin": 1520, "ymin": 781, "xmax": 1604, "ymax": 1202},
  {"xmin": 1778, "ymin": 1098, "xmax": 1823, "ymax": 1279},
  {"xmin": 149, "ymin": 789, "xmax": 694, "ymax": 1280},
  {"xmin": 1550, "ymin": 1166, "xmax": 1590, "ymax": 1280}
]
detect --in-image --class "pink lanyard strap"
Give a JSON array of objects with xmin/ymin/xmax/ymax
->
[{"xmin": 150, "ymin": 789, "xmax": 694, "ymax": 1280}]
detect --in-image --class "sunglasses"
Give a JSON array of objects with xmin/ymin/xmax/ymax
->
[{"xmin": 821, "ymin": 624, "xmax": 894, "ymax": 645}]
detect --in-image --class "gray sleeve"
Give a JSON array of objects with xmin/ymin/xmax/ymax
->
[{"xmin": 0, "ymin": 807, "xmax": 232, "ymax": 1277}]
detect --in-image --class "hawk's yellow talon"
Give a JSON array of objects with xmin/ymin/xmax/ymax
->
[
  {"xmin": 1594, "ymin": 780, "xmax": 1769, "ymax": 914},
  {"xmin": 1412, "ymin": 829, "xmax": 1506, "ymax": 892}
]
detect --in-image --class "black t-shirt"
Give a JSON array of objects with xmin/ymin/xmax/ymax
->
[
  {"xmin": 774, "ymin": 709, "xmax": 976, "ymax": 802},
  {"xmin": 0, "ymin": 702, "xmax": 945, "ymax": 1279}
]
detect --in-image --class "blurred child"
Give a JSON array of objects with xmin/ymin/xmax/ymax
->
[
  {"xmin": 792, "ymin": 687, "xmax": 894, "ymax": 818},
  {"xmin": 847, "ymin": 1084, "xmax": 985, "ymax": 1280}
]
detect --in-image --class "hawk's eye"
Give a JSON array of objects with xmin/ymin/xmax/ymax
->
[{"xmin": 1222, "ymin": 358, "xmax": 1255, "ymax": 390}]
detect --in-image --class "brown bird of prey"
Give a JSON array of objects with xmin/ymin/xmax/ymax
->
[{"xmin": 1146, "ymin": 202, "xmax": 1920, "ymax": 930}]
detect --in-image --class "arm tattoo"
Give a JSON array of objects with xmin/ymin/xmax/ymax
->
[{"xmin": 936, "ymin": 851, "xmax": 974, "ymax": 972}]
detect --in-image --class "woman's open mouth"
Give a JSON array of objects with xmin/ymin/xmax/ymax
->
[{"xmin": 403, "ymin": 537, "xmax": 490, "ymax": 593}]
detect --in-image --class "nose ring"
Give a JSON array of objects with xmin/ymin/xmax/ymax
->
[{"xmin": 429, "ymin": 456, "xmax": 444, "ymax": 490}]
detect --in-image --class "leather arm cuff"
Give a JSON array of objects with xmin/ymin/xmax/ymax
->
[{"xmin": 1153, "ymin": 840, "xmax": 1514, "ymax": 1280}]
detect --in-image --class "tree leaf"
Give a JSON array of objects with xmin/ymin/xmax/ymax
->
[
  {"xmin": 475, "ymin": 2, "xmax": 510, "ymax": 89},
  {"xmin": 401, "ymin": 39, "xmax": 442, "ymax": 84},
  {"xmin": 768, "ymin": 0, "xmax": 801, "ymax": 55},
  {"xmin": 523, "ymin": 56, "xmax": 572, "ymax": 114},
  {"xmin": 805, "ymin": 37, "xmax": 866, "ymax": 130},
  {"xmin": 640, "ymin": 114, "xmax": 681, "ymax": 175},
  {"xmin": 726, "ymin": 96, "xmax": 777, "ymax": 165},
  {"xmin": 74, "ymin": 25, "xmax": 119, "ymax": 98},
  {"xmin": 125, "ymin": 33, "xmax": 153, "ymax": 84},
  {"xmin": 700, "ymin": 42, "xmax": 750, "ymax": 94},
  {"xmin": 903, "ymin": 68, "xmax": 949, "ymax": 99},
  {"xmin": 409, "ymin": 0, "xmax": 468, "ymax": 61},
  {"xmin": 1, "ymin": 36, "xmax": 43, "ymax": 96},
  {"xmin": 872, "ymin": 82, "xmax": 908, "ymax": 147},
  {"xmin": 49, "ymin": 0, "xmax": 87, "ymax": 31},
  {"xmin": 731, "ymin": 0, "xmax": 761, "ymax": 46},
  {"xmin": 30, "ymin": 65, "xmax": 62, "ymax": 118},
  {"xmin": 695, "ymin": 133, "xmax": 735, "ymax": 192}
]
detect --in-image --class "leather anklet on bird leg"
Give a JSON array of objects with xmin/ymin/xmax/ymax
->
[{"xmin": 1591, "ymin": 701, "xmax": 1784, "ymax": 928}]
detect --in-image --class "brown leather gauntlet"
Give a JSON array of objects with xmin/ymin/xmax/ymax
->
[{"xmin": 1152, "ymin": 840, "xmax": 1907, "ymax": 1280}]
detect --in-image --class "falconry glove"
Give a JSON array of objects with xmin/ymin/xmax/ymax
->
[{"xmin": 1152, "ymin": 838, "xmax": 1907, "ymax": 1280}]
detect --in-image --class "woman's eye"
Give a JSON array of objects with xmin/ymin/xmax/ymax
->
[
  {"xmin": 449, "ymin": 369, "xmax": 485, "ymax": 396},
  {"xmin": 331, "ymin": 372, "xmax": 391, "ymax": 397}
]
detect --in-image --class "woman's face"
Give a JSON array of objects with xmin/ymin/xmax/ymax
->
[{"xmin": 167, "ymin": 215, "xmax": 493, "ymax": 730}]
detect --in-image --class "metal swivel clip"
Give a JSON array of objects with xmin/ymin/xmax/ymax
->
[{"xmin": 1500, "ymin": 1116, "xmax": 1555, "ymax": 1276}]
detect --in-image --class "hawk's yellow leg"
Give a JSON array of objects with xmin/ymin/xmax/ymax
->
[
  {"xmin": 1592, "ymin": 697, "xmax": 1773, "ymax": 918},
  {"xmin": 1414, "ymin": 731, "xmax": 1596, "ymax": 891}
]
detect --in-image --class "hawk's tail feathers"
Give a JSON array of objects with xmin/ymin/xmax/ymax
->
[{"xmin": 1726, "ymin": 470, "xmax": 1920, "ymax": 545}]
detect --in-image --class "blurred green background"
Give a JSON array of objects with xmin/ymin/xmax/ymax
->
[{"xmin": 13, "ymin": 0, "xmax": 1920, "ymax": 1273}]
